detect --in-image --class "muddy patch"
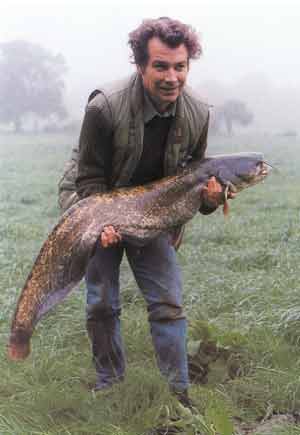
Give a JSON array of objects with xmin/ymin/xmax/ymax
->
[{"xmin": 235, "ymin": 413, "xmax": 297, "ymax": 434}]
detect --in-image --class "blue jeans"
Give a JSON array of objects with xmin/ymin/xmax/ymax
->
[{"xmin": 85, "ymin": 234, "xmax": 189, "ymax": 392}]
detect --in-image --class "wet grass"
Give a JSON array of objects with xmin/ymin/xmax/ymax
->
[{"xmin": 1, "ymin": 132, "xmax": 300, "ymax": 434}]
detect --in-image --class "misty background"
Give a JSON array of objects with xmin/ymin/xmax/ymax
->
[{"xmin": 0, "ymin": 0, "xmax": 299, "ymax": 135}]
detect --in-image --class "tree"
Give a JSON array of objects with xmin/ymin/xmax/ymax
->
[
  {"xmin": 211, "ymin": 99, "xmax": 253, "ymax": 135},
  {"xmin": 0, "ymin": 40, "xmax": 67, "ymax": 132}
]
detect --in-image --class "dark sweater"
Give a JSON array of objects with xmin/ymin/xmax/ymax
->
[{"xmin": 130, "ymin": 115, "xmax": 172, "ymax": 186}]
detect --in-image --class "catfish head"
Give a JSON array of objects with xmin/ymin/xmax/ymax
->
[
  {"xmin": 207, "ymin": 152, "xmax": 271, "ymax": 193},
  {"xmin": 199, "ymin": 152, "xmax": 272, "ymax": 216}
]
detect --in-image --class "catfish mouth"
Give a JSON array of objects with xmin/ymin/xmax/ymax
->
[
  {"xmin": 234, "ymin": 161, "xmax": 272, "ymax": 191},
  {"xmin": 253, "ymin": 161, "xmax": 272, "ymax": 181}
]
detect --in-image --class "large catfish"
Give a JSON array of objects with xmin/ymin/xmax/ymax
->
[{"xmin": 8, "ymin": 152, "xmax": 271, "ymax": 360}]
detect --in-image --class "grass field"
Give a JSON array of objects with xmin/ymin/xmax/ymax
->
[{"xmin": 1, "ymin": 132, "xmax": 300, "ymax": 434}]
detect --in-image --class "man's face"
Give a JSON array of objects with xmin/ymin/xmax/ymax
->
[{"xmin": 138, "ymin": 37, "xmax": 189, "ymax": 112}]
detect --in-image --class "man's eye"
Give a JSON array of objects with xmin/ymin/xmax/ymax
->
[
  {"xmin": 175, "ymin": 64, "xmax": 186, "ymax": 71},
  {"xmin": 154, "ymin": 64, "xmax": 167, "ymax": 71}
]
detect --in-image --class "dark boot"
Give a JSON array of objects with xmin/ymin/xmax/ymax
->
[{"xmin": 172, "ymin": 389, "xmax": 195, "ymax": 410}]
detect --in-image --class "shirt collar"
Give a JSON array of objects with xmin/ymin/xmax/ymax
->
[{"xmin": 143, "ymin": 91, "xmax": 177, "ymax": 124}]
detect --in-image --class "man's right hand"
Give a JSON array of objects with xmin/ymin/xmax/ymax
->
[
  {"xmin": 201, "ymin": 176, "xmax": 223, "ymax": 207},
  {"xmin": 100, "ymin": 225, "xmax": 122, "ymax": 248}
]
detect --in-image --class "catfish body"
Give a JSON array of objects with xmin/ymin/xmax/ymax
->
[{"xmin": 8, "ymin": 152, "xmax": 270, "ymax": 360}]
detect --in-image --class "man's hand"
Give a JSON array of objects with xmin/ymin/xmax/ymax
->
[
  {"xmin": 201, "ymin": 176, "xmax": 223, "ymax": 206},
  {"xmin": 100, "ymin": 225, "xmax": 122, "ymax": 248},
  {"xmin": 202, "ymin": 176, "xmax": 236, "ymax": 203}
]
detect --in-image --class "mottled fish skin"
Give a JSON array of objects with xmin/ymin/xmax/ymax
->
[{"xmin": 8, "ymin": 152, "xmax": 270, "ymax": 360}]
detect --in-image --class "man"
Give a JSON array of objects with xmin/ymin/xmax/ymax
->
[{"xmin": 58, "ymin": 17, "xmax": 225, "ymax": 406}]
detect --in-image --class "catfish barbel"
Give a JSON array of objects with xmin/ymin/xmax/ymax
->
[{"xmin": 8, "ymin": 152, "xmax": 271, "ymax": 360}]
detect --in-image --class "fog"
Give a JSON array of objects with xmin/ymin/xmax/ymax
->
[{"xmin": 1, "ymin": 0, "xmax": 299, "ymax": 133}]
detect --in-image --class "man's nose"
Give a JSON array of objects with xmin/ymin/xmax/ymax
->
[{"xmin": 164, "ymin": 68, "xmax": 178, "ymax": 83}]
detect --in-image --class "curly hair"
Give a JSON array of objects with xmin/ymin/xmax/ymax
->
[{"xmin": 128, "ymin": 17, "xmax": 202, "ymax": 67}]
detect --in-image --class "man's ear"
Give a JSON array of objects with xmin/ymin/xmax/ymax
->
[{"xmin": 137, "ymin": 65, "xmax": 145, "ymax": 76}]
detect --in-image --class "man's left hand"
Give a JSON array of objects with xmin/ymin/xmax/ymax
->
[{"xmin": 202, "ymin": 176, "xmax": 236, "ymax": 206}]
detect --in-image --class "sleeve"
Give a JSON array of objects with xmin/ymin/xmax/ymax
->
[
  {"xmin": 199, "ymin": 195, "xmax": 221, "ymax": 215},
  {"xmin": 193, "ymin": 112, "xmax": 220, "ymax": 215},
  {"xmin": 75, "ymin": 98, "xmax": 113, "ymax": 199}
]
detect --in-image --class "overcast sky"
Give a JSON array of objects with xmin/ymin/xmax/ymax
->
[{"xmin": 0, "ymin": 0, "xmax": 299, "ymax": 111}]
